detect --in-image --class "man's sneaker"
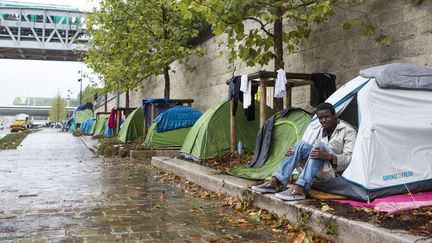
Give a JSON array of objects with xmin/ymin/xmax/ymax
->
[
  {"xmin": 275, "ymin": 187, "xmax": 306, "ymax": 201},
  {"xmin": 251, "ymin": 181, "xmax": 283, "ymax": 194}
]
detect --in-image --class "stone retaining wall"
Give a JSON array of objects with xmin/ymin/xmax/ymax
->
[{"xmin": 96, "ymin": 0, "xmax": 432, "ymax": 113}]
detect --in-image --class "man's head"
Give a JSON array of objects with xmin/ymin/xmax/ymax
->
[{"xmin": 315, "ymin": 102, "xmax": 337, "ymax": 130}]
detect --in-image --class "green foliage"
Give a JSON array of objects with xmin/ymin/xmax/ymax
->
[
  {"xmin": 177, "ymin": 0, "xmax": 336, "ymax": 67},
  {"xmin": 342, "ymin": 17, "xmax": 393, "ymax": 44},
  {"xmin": 177, "ymin": 0, "xmax": 422, "ymax": 68},
  {"xmin": 84, "ymin": 0, "xmax": 203, "ymax": 95},
  {"xmin": 81, "ymin": 85, "xmax": 100, "ymax": 104},
  {"xmin": 49, "ymin": 94, "xmax": 66, "ymax": 122}
]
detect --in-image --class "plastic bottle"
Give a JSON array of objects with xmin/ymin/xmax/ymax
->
[{"xmin": 237, "ymin": 141, "xmax": 243, "ymax": 155}]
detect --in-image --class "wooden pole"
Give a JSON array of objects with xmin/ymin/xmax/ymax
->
[
  {"xmin": 230, "ymin": 99, "xmax": 236, "ymax": 152},
  {"xmin": 285, "ymin": 83, "xmax": 292, "ymax": 109},
  {"xmin": 151, "ymin": 103, "xmax": 156, "ymax": 122},
  {"xmin": 143, "ymin": 118, "xmax": 148, "ymax": 139},
  {"xmin": 259, "ymin": 79, "xmax": 267, "ymax": 128},
  {"xmin": 115, "ymin": 110, "xmax": 121, "ymax": 135}
]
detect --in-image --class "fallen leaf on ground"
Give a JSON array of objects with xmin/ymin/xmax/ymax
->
[{"xmin": 321, "ymin": 204, "xmax": 334, "ymax": 212}]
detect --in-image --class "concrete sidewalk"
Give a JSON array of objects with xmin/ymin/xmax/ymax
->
[{"xmin": 151, "ymin": 156, "xmax": 428, "ymax": 243}]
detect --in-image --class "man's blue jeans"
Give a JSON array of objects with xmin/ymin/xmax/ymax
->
[{"xmin": 273, "ymin": 140, "xmax": 331, "ymax": 194}]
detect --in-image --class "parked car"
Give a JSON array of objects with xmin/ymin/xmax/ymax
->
[{"xmin": 10, "ymin": 114, "xmax": 30, "ymax": 132}]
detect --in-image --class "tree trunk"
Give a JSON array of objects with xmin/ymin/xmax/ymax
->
[
  {"xmin": 104, "ymin": 93, "xmax": 108, "ymax": 112},
  {"xmin": 273, "ymin": 8, "xmax": 284, "ymax": 112},
  {"xmin": 164, "ymin": 66, "xmax": 170, "ymax": 99},
  {"xmin": 162, "ymin": 6, "xmax": 170, "ymax": 99},
  {"xmin": 125, "ymin": 88, "xmax": 130, "ymax": 108}
]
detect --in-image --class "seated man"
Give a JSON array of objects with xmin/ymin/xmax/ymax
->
[{"xmin": 252, "ymin": 102, "xmax": 357, "ymax": 201}]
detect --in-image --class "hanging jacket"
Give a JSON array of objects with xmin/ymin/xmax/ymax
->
[
  {"xmin": 249, "ymin": 108, "xmax": 303, "ymax": 168},
  {"xmin": 108, "ymin": 108, "xmax": 116, "ymax": 129},
  {"xmin": 244, "ymin": 85, "xmax": 258, "ymax": 121},
  {"xmin": 228, "ymin": 76, "xmax": 242, "ymax": 116},
  {"xmin": 249, "ymin": 114, "xmax": 275, "ymax": 168},
  {"xmin": 311, "ymin": 73, "xmax": 336, "ymax": 105}
]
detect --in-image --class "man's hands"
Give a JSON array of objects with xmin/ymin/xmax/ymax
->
[
  {"xmin": 310, "ymin": 147, "xmax": 333, "ymax": 161},
  {"xmin": 285, "ymin": 147, "xmax": 294, "ymax": 156},
  {"xmin": 284, "ymin": 146, "xmax": 333, "ymax": 161}
]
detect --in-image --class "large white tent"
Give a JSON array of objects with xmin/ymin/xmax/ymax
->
[{"xmin": 305, "ymin": 63, "xmax": 432, "ymax": 201}]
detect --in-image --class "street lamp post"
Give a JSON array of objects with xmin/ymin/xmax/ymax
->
[
  {"xmin": 78, "ymin": 66, "xmax": 87, "ymax": 106},
  {"xmin": 66, "ymin": 89, "xmax": 72, "ymax": 119},
  {"xmin": 78, "ymin": 78, "xmax": 83, "ymax": 105}
]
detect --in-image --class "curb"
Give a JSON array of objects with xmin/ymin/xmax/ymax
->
[
  {"xmin": 130, "ymin": 149, "xmax": 179, "ymax": 159},
  {"xmin": 151, "ymin": 156, "xmax": 428, "ymax": 243},
  {"xmin": 80, "ymin": 136, "xmax": 98, "ymax": 154}
]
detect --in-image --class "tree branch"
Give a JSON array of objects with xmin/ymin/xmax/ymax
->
[
  {"xmin": 334, "ymin": 3, "xmax": 387, "ymax": 35},
  {"xmin": 242, "ymin": 17, "xmax": 274, "ymax": 37}
]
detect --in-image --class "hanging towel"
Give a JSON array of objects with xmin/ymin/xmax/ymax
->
[
  {"xmin": 274, "ymin": 69, "xmax": 287, "ymax": 98},
  {"xmin": 240, "ymin": 74, "xmax": 248, "ymax": 92},
  {"xmin": 240, "ymin": 75, "xmax": 252, "ymax": 109}
]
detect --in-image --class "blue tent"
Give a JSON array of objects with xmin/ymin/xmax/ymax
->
[{"xmin": 81, "ymin": 118, "xmax": 96, "ymax": 134}]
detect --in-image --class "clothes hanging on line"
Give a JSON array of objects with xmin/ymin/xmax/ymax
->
[
  {"xmin": 227, "ymin": 76, "xmax": 242, "ymax": 116},
  {"xmin": 311, "ymin": 73, "xmax": 336, "ymax": 105},
  {"xmin": 240, "ymin": 74, "xmax": 252, "ymax": 109},
  {"xmin": 274, "ymin": 69, "xmax": 287, "ymax": 98},
  {"xmin": 228, "ymin": 75, "xmax": 257, "ymax": 121},
  {"xmin": 244, "ymin": 85, "xmax": 258, "ymax": 121},
  {"xmin": 108, "ymin": 107, "xmax": 117, "ymax": 129}
]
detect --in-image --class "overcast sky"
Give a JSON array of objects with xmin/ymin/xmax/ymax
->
[{"xmin": 0, "ymin": 0, "xmax": 100, "ymax": 105}]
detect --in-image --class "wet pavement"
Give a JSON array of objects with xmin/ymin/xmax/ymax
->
[{"xmin": 0, "ymin": 129, "xmax": 286, "ymax": 242}]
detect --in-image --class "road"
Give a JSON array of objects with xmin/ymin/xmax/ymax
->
[{"xmin": 0, "ymin": 129, "xmax": 286, "ymax": 242}]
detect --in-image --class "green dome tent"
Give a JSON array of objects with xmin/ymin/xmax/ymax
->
[
  {"xmin": 92, "ymin": 114, "xmax": 109, "ymax": 136},
  {"xmin": 228, "ymin": 109, "xmax": 312, "ymax": 180},
  {"xmin": 144, "ymin": 106, "xmax": 202, "ymax": 147},
  {"xmin": 180, "ymin": 100, "xmax": 273, "ymax": 161},
  {"xmin": 118, "ymin": 107, "xmax": 144, "ymax": 143},
  {"xmin": 144, "ymin": 123, "xmax": 191, "ymax": 147}
]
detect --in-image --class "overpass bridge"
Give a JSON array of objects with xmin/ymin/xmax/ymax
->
[
  {"xmin": 0, "ymin": 105, "xmax": 76, "ymax": 119},
  {"xmin": 0, "ymin": 5, "xmax": 88, "ymax": 61}
]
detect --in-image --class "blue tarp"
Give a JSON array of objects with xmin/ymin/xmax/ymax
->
[
  {"xmin": 103, "ymin": 118, "xmax": 123, "ymax": 137},
  {"xmin": 154, "ymin": 105, "xmax": 202, "ymax": 133},
  {"xmin": 142, "ymin": 98, "xmax": 177, "ymax": 128},
  {"xmin": 103, "ymin": 122, "xmax": 114, "ymax": 137},
  {"xmin": 81, "ymin": 118, "xmax": 96, "ymax": 134},
  {"xmin": 76, "ymin": 102, "xmax": 93, "ymax": 112}
]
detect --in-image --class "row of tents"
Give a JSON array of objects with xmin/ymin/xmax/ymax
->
[{"xmin": 69, "ymin": 63, "xmax": 432, "ymax": 202}]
